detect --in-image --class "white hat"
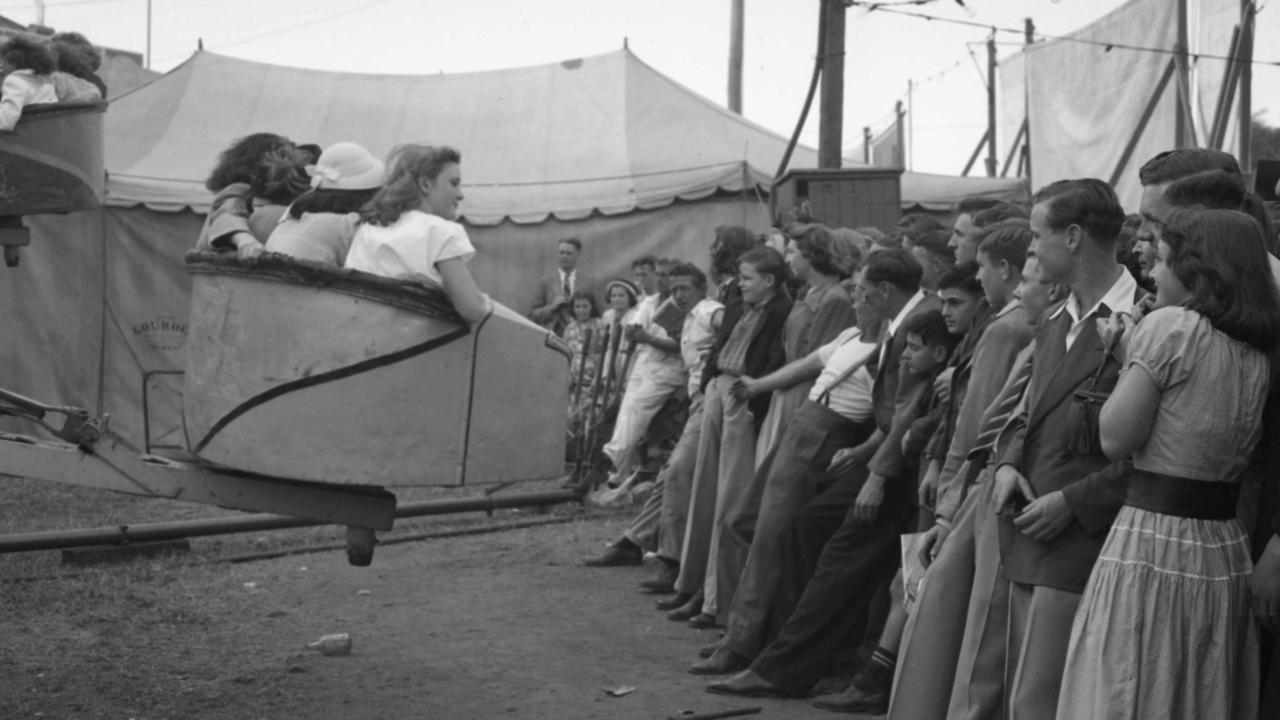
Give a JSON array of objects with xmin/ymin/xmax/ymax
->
[{"xmin": 306, "ymin": 142, "xmax": 385, "ymax": 191}]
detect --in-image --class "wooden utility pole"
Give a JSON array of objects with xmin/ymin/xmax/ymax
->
[
  {"xmin": 728, "ymin": 0, "xmax": 744, "ymax": 114},
  {"xmin": 818, "ymin": 0, "xmax": 846, "ymax": 168},
  {"xmin": 986, "ymin": 32, "xmax": 998, "ymax": 176}
]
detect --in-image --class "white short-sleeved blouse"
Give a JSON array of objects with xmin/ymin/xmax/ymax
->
[{"xmin": 344, "ymin": 210, "xmax": 475, "ymax": 285}]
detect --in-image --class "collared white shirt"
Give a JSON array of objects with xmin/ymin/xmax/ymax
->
[
  {"xmin": 879, "ymin": 289, "xmax": 928, "ymax": 368},
  {"xmin": 631, "ymin": 294, "xmax": 686, "ymax": 380},
  {"xmin": 681, "ymin": 297, "xmax": 724, "ymax": 396},
  {"xmin": 558, "ymin": 268, "xmax": 576, "ymax": 296},
  {"xmin": 1051, "ymin": 265, "xmax": 1138, "ymax": 351}
]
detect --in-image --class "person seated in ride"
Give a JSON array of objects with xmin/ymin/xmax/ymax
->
[
  {"xmin": 50, "ymin": 31, "xmax": 106, "ymax": 98},
  {"xmin": 266, "ymin": 142, "xmax": 384, "ymax": 265},
  {"xmin": 195, "ymin": 133, "xmax": 312, "ymax": 259},
  {"xmin": 344, "ymin": 144, "xmax": 491, "ymax": 324},
  {"xmin": 0, "ymin": 35, "xmax": 57, "ymax": 132}
]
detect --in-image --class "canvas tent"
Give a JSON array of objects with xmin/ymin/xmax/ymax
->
[
  {"xmin": 998, "ymin": 0, "xmax": 1249, "ymax": 210},
  {"xmin": 4, "ymin": 48, "xmax": 1026, "ymax": 451}
]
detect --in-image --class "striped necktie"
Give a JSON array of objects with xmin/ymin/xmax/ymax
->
[{"xmin": 968, "ymin": 353, "xmax": 1033, "ymax": 457}]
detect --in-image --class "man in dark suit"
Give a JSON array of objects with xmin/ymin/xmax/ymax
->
[
  {"xmin": 699, "ymin": 248, "xmax": 942, "ymax": 689},
  {"xmin": 528, "ymin": 237, "xmax": 593, "ymax": 336},
  {"xmin": 991, "ymin": 178, "xmax": 1141, "ymax": 720}
]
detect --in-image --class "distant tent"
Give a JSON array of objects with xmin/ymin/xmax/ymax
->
[{"xmin": 3, "ymin": 48, "xmax": 1027, "ymax": 451}]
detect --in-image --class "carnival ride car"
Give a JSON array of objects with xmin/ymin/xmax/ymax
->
[{"xmin": 0, "ymin": 102, "xmax": 572, "ymax": 564}]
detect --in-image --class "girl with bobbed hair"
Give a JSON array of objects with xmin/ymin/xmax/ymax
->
[
  {"xmin": 344, "ymin": 144, "xmax": 491, "ymax": 324},
  {"xmin": 0, "ymin": 35, "xmax": 57, "ymax": 131},
  {"xmin": 195, "ymin": 132, "xmax": 312, "ymax": 258},
  {"xmin": 748, "ymin": 224, "xmax": 857, "ymax": 465},
  {"xmin": 1056, "ymin": 207, "xmax": 1280, "ymax": 720}
]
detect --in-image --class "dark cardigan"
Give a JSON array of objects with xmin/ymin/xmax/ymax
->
[{"xmin": 701, "ymin": 280, "xmax": 794, "ymax": 427}]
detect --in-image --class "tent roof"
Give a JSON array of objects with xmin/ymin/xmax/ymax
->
[{"xmin": 105, "ymin": 49, "xmax": 1027, "ymax": 223}]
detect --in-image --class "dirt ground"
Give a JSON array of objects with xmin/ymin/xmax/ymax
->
[{"xmin": 0, "ymin": 513, "xmax": 874, "ymax": 720}]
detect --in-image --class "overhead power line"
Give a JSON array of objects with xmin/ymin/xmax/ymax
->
[{"xmin": 845, "ymin": 1, "xmax": 1280, "ymax": 67}]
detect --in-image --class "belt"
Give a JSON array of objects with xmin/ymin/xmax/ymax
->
[{"xmin": 1125, "ymin": 468, "xmax": 1240, "ymax": 521}]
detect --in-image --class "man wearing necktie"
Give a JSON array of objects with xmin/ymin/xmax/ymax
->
[
  {"xmin": 529, "ymin": 237, "xmax": 594, "ymax": 336},
  {"xmin": 990, "ymin": 179, "xmax": 1146, "ymax": 720}
]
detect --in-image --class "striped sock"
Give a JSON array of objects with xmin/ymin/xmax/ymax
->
[{"xmin": 852, "ymin": 646, "xmax": 897, "ymax": 692}]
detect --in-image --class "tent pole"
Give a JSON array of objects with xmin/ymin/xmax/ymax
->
[
  {"xmin": 907, "ymin": 79, "xmax": 914, "ymax": 170},
  {"xmin": 1000, "ymin": 119, "xmax": 1028, "ymax": 177},
  {"xmin": 1174, "ymin": 0, "xmax": 1191, "ymax": 147},
  {"xmin": 961, "ymin": 129, "xmax": 989, "ymax": 177},
  {"xmin": 1238, "ymin": 0, "xmax": 1254, "ymax": 173},
  {"xmin": 895, "ymin": 100, "xmax": 906, "ymax": 168},
  {"xmin": 986, "ymin": 32, "xmax": 998, "ymax": 177},
  {"xmin": 1208, "ymin": 24, "xmax": 1242, "ymax": 151},
  {"xmin": 1022, "ymin": 18, "xmax": 1034, "ymax": 180}
]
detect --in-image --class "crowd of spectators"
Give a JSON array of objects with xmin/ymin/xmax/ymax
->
[{"xmin": 572, "ymin": 148, "xmax": 1280, "ymax": 720}]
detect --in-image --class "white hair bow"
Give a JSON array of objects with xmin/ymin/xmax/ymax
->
[{"xmin": 306, "ymin": 164, "xmax": 341, "ymax": 189}]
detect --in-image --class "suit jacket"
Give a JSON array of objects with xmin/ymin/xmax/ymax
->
[
  {"xmin": 997, "ymin": 296, "xmax": 1144, "ymax": 593},
  {"xmin": 529, "ymin": 270, "xmax": 595, "ymax": 336},
  {"xmin": 934, "ymin": 303, "xmax": 1036, "ymax": 523},
  {"xmin": 867, "ymin": 293, "xmax": 943, "ymax": 480}
]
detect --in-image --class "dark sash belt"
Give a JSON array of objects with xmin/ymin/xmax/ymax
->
[{"xmin": 1125, "ymin": 469, "xmax": 1240, "ymax": 521}]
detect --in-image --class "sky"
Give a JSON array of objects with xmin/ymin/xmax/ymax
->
[{"xmin": 2, "ymin": 0, "xmax": 1277, "ymax": 176}]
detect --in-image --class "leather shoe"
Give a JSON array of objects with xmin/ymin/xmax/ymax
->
[
  {"xmin": 583, "ymin": 542, "xmax": 642, "ymax": 567},
  {"xmin": 638, "ymin": 562, "xmax": 678, "ymax": 594},
  {"xmin": 655, "ymin": 593, "xmax": 692, "ymax": 611},
  {"xmin": 706, "ymin": 669, "xmax": 789, "ymax": 698},
  {"xmin": 808, "ymin": 674, "xmax": 855, "ymax": 698},
  {"xmin": 696, "ymin": 639, "xmax": 723, "ymax": 658},
  {"xmin": 689, "ymin": 647, "xmax": 750, "ymax": 675},
  {"xmin": 667, "ymin": 593, "xmax": 703, "ymax": 622},
  {"xmin": 687, "ymin": 612, "xmax": 722, "ymax": 630},
  {"xmin": 810, "ymin": 683, "xmax": 888, "ymax": 714}
]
